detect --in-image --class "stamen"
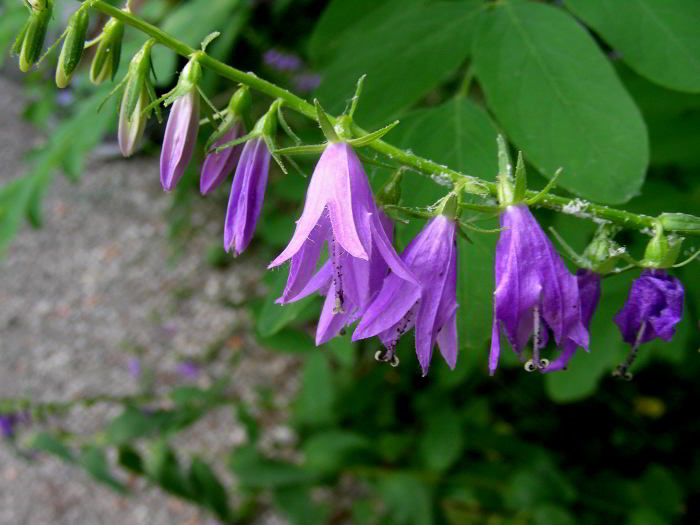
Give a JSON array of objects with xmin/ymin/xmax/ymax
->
[
  {"xmin": 524, "ymin": 359, "xmax": 537, "ymax": 372},
  {"xmin": 531, "ymin": 306, "xmax": 541, "ymax": 369},
  {"xmin": 330, "ymin": 236, "xmax": 344, "ymax": 314},
  {"xmin": 613, "ymin": 321, "xmax": 646, "ymax": 380},
  {"xmin": 375, "ymin": 348, "xmax": 398, "ymax": 367}
]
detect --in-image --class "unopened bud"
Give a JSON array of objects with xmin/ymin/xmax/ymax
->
[
  {"xmin": 90, "ymin": 18, "xmax": 124, "ymax": 84},
  {"xmin": 377, "ymin": 169, "xmax": 403, "ymax": 207},
  {"xmin": 581, "ymin": 225, "xmax": 624, "ymax": 274},
  {"xmin": 227, "ymin": 85, "xmax": 251, "ymax": 117},
  {"xmin": 118, "ymin": 40, "xmax": 156, "ymax": 157},
  {"xmin": 643, "ymin": 226, "xmax": 683, "ymax": 268},
  {"xmin": 658, "ymin": 212, "xmax": 700, "ymax": 233},
  {"xmin": 13, "ymin": 0, "xmax": 53, "ymax": 73},
  {"xmin": 56, "ymin": 8, "xmax": 89, "ymax": 88}
]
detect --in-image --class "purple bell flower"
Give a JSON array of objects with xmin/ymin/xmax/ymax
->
[
  {"xmin": 224, "ymin": 137, "xmax": 271, "ymax": 256},
  {"xmin": 353, "ymin": 214, "xmax": 459, "ymax": 375},
  {"xmin": 0, "ymin": 414, "xmax": 18, "ymax": 438},
  {"xmin": 269, "ymin": 142, "xmax": 416, "ymax": 343},
  {"xmin": 489, "ymin": 204, "xmax": 589, "ymax": 375},
  {"xmin": 200, "ymin": 122, "xmax": 245, "ymax": 195},
  {"xmin": 160, "ymin": 88, "xmax": 200, "ymax": 191},
  {"xmin": 614, "ymin": 269, "xmax": 684, "ymax": 346},
  {"xmin": 544, "ymin": 269, "xmax": 602, "ymax": 372}
]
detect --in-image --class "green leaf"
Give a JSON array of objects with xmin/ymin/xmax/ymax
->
[
  {"xmin": 294, "ymin": 352, "xmax": 335, "ymax": 426},
  {"xmin": 532, "ymin": 505, "xmax": 576, "ymax": 525},
  {"xmin": 152, "ymin": 0, "xmax": 244, "ymax": 85},
  {"xmin": 30, "ymin": 432, "xmax": 74, "ymax": 462},
  {"xmin": 565, "ymin": 0, "xmax": 700, "ymax": 93},
  {"xmin": 258, "ymin": 328, "xmax": 317, "ymax": 354},
  {"xmin": 230, "ymin": 445, "xmax": 318, "ymax": 489},
  {"xmin": 418, "ymin": 406, "xmax": 464, "ymax": 472},
  {"xmin": 316, "ymin": 1, "xmax": 484, "ymax": 127},
  {"xmin": 377, "ymin": 473, "xmax": 434, "ymax": 525},
  {"xmin": 117, "ymin": 445, "xmax": 144, "ymax": 474},
  {"xmin": 308, "ymin": 0, "xmax": 427, "ymax": 64},
  {"xmin": 145, "ymin": 440, "xmax": 192, "ymax": 498},
  {"xmin": 473, "ymin": 0, "xmax": 648, "ymax": 203},
  {"xmin": 80, "ymin": 446, "xmax": 127, "ymax": 493},
  {"xmin": 189, "ymin": 457, "xmax": 231, "ymax": 521},
  {"xmin": 388, "ymin": 98, "xmax": 500, "ymax": 352},
  {"xmin": 257, "ymin": 270, "xmax": 319, "ymax": 337},
  {"xmin": 303, "ymin": 431, "xmax": 371, "ymax": 474},
  {"xmin": 106, "ymin": 407, "xmax": 159, "ymax": 444},
  {"xmin": 274, "ymin": 485, "xmax": 327, "ymax": 525},
  {"xmin": 0, "ymin": 174, "xmax": 40, "ymax": 257}
]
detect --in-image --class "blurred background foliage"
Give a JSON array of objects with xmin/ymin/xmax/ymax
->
[{"xmin": 1, "ymin": 0, "xmax": 699, "ymax": 523}]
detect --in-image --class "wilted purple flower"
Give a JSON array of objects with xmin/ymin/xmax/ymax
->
[
  {"xmin": 224, "ymin": 137, "xmax": 271, "ymax": 256},
  {"xmin": 269, "ymin": 142, "xmax": 416, "ymax": 343},
  {"xmin": 545, "ymin": 269, "xmax": 602, "ymax": 372},
  {"xmin": 160, "ymin": 88, "xmax": 200, "ymax": 191},
  {"xmin": 614, "ymin": 269, "xmax": 684, "ymax": 346},
  {"xmin": 293, "ymin": 73, "xmax": 322, "ymax": 93},
  {"xmin": 489, "ymin": 205, "xmax": 588, "ymax": 375},
  {"xmin": 176, "ymin": 361, "xmax": 200, "ymax": 379},
  {"xmin": 353, "ymin": 215, "xmax": 458, "ymax": 375},
  {"xmin": 200, "ymin": 122, "xmax": 245, "ymax": 195},
  {"xmin": 264, "ymin": 49, "xmax": 302, "ymax": 72}
]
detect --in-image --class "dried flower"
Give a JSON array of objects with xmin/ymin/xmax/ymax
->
[
  {"xmin": 489, "ymin": 204, "xmax": 588, "ymax": 375},
  {"xmin": 353, "ymin": 214, "xmax": 459, "ymax": 375}
]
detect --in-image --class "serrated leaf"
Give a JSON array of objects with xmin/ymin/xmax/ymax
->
[
  {"xmin": 565, "ymin": 0, "xmax": 700, "ymax": 93},
  {"xmin": 316, "ymin": 1, "xmax": 484, "ymax": 128},
  {"xmin": 473, "ymin": 0, "xmax": 648, "ymax": 203}
]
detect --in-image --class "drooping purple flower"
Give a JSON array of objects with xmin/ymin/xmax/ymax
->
[
  {"xmin": 614, "ymin": 269, "xmax": 684, "ymax": 346},
  {"xmin": 545, "ymin": 269, "xmax": 602, "ymax": 372},
  {"xmin": 0, "ymin": 414, "xmax": 18, "ymax": 438},
  {"xmin": 160, "ymin": 88, "xmax": 200, "ymax": 191},
  {"xmin": 353, "ymin": 215, "xmax": 459, "ymax": 375},
  {"xmin": 200, "ymin": 122, "xmax": 245, "ymax": 195},
  {"xmin": 224, "ymin": 137, "xmax": 271, "ymax": 256},
  {"xmin": 489, "ymin": 204, "xmax": 589, "ymax": 375},
  {"xmin": 269, "ymin": 142, "xmax": 416, "ymax": 343},
  {"xmin": 264, "ymin": 49, "xmax": 303, "ymax": 72}
]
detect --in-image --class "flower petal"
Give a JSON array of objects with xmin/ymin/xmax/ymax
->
[
  {"xmin": 200, "ymin": 122, "xmax": 244, "ymax": 194},
  {"xmin": 160, "ymin": 90, "xmax": 200, "ymax": 191}
]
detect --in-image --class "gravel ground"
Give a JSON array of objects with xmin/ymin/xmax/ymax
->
[{"xmin": 0, "ymin": 76, "xmax": 297, "ymax": 525}]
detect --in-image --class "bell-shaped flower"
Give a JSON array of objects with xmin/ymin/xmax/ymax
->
[
  {"xmin": 544, "ymin": 269, "xmax": 602, "ymax": 372},
  {"xmin": 353, "ymin": 213, "xmax": 459, "ymax": 375},
  {"xmin": 224, "ymin": 137, "xmax": 270, "ymax": 256},
  {"xmin": 489, "ymin": 204, "xmax": 589, "ymax": 375},
  {"xmin": 614, "ymin": 269, "xmax": 684, "ymax": 346},
  {"xmin": 269, "ymin": 142, "xmax": 416, "ymax": 342},
  {"xmin": 159, "ymin": 59, "xmax": 202, "ymax": 191},
  {"xmin": 200, "ymin": 122, "xmax": 245, "ymax": 194}
]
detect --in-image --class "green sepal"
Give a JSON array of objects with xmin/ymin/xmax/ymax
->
[
  {"xmin": 382, "ymin": 205, "xmax": 436, "ymax": 220},
  {"xmin": 125, "ymin": 40, "xmax": 156, "ymax": 121},
  {"xmin": 513, "ymin": 151, "xmax": 527, "ymax": 203},
  {"xmin": 213, "ymin": 131, "xmax": 259, "ymax": 153},
  {"xmin": 376, "ymin": 169, "xmax": 404, "ymax": 207},
  {"xmin": 347, "ymin": 74, "xmax": 366, "ymax": 118},
  {"xmin": 274, "ymin": 144, "xmax": 327, "ymax": 156},
  {"xmin": 495, "ymin": 135, "xmax": 515, "ymax": 205},
  {"xmin": 200, "ymin": 31, "xmax": 220, "ymax": 51},
  {"xmin": 314, "ymin": 99, "xmax": 339, "ymax": 142},
  {"xmin": 459, "ymin": 220, "xmax": 506, "ymax": 235},
  {"xmin": 526, "ymin": 168, "xmax": 562, "ymax": 206},
  {"xmin": 347, "ymin": 120, "xmax": 399, "ymax": 148},
  {"xmin": 56, "ymin": 7, "xmax": 89, "ymax": 88}
]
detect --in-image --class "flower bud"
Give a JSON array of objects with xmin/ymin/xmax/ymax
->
[
  {"xmin": 643, "ymin": 226, "xmax": 683, "ymax": 269},
  {"xmin": 89, "ymin": 18, "xmax": 124, "ymax": 84},
  {"xmin": 56, "ymin": 8, "xmax": 89, "ymax": 88},
  {"xmin": 376, "ymin": 169, "xmax": 403, "ymax": 207},
  {"xmin": 118, "ymin": 40, "xmax": 156, "ymax": 157},
  {"xmin": 580, "ymin": 225, "xmax": 624, "ymax": 274},
  {"xmin": 658, "ymin": 212, "xmax": 700, "ymax": 233},
  {"xmin": 13, "ymin": 0, "xmax": 53, "ymax": 73}
]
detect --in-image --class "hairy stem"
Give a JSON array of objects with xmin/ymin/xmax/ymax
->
[{"xmin": 89, "ymin": 0, "xmax": 697, "ymax": 236}]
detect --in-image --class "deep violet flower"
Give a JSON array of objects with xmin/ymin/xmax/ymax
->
[
  {"xmin": 489, "ymin": 204, "xmax": 588, "ymax": 375},
  {"xmin": 353, "ymin": 214, "xmax": 459, "ymax": 375},
  {"xmin": 264, "ymin": 49, "xmax": 303, "ymax": 72},
  {"xmin": 614, "ymin": 269, "xmax": 684, "ymax": 347},
  {"xmin": 269, "ymin": 142, "xmax": 416, "ymax": 343},
  {"xmin": 545, "ymin": 269, "xmax": 602, "ymax": 372},
  {"xmin": 160, "ymin": 87, "xmax": 200, "ymax": 191},
  {"xmin": 200, "ymin": 122, "xmax": 245, "ymax": 195},
  {"xmin": 0, "ymin": 414, "xmax": 18, "ymax": 438},
  {"xmin": 224, "ymin": 137, "xmax": 271, "ymax": 256}
]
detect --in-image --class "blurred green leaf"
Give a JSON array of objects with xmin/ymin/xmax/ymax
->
[
  {"xmin": 117, "ymin": 444, "xmax": 144, "ymax": 474},
  {"xmin": 377, "ymin": 473, "xmax": 434, "ymax": 525},
  {"xmin": 80, "ymin": 446, "xmax": 127, "ymax": 493},
  {"xmin": 316, "ymin": 1, "xmax": 484, "ymax": 127},
  {"xmin": 418, "ymin": 406, "xmax": 464, "ymax": 472},
  {"xmin": 532, "ymin": 505, "xmax": 576, "ymax": 525},
  {"xmin": 30, "ymin": 432, "xmax": 74, "ymax": 462},
  {"xmin": 258, "ymin": 327, "xmax": 316, "ymax": 354},
  {"xmin": 295, "ymin": 352, "xmax": 335, "ymax": 426},
  {"xmin": 106, "ymin": 407, "xmax": 159, "ymax": 444},
  {"xmin": 274, "ymin": 485, "xmax": 327, "ymax": 525},
  {"xmin": 257, "ymin": 270, "xmax": 319, "ymax": 337},
  {"xmin": 189, "ymin": 457, "xmax": 231, "ymax": 521},
  {"xmin": 145, "ymin": 440, "xmax": 192, "ymax": 498},
  {"xmin": 230, "ymin": 445, "xmax": 318, "ymax": 489},
  {"xmin": 473, "ymin": 0, "xmax": 648, "ymax": 203},
  {"xmin": 303, "ymin": 430, "xmax": 371, "ymax": 474},
  {"xmin": 565, "ymin": 0, "xmax": 700, "ymax": 93},
  {"xmin": 504, "ymin": 457, "xmax": 576, "ymax": 510}
]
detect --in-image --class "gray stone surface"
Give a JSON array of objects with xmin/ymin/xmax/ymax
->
[{"xmin": 0, "ymin": 76, "xmax": 296, "ymax": 525}]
